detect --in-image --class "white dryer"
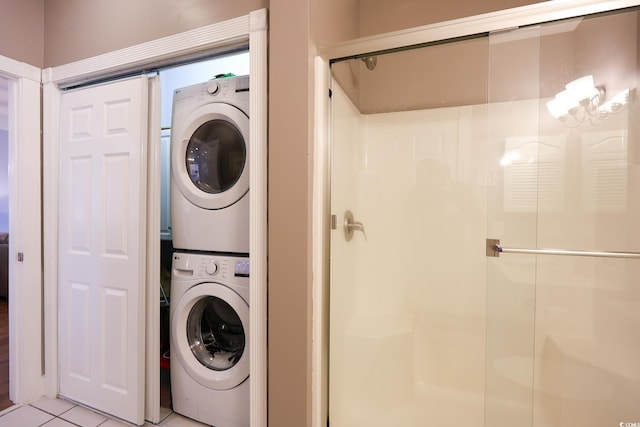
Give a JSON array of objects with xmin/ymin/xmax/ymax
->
[
  {"xmin": 170, "ymin": 252, "xmax": 250, "ymax": 427},
  {"xmin": 170, "ymin": 75, "xmax": 250, "ymax": 253}
]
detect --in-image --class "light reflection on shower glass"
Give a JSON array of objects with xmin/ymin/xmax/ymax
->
[{"xmin": 329, "ymin": 6, "xmax": 640, "ymax": 427}]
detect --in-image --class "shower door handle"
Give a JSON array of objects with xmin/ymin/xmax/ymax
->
[
  {"xmin": 344, "ymin": 210, "xmax": 365, "ymax": 242},
  {"xmin": 486, "ymin": 238, "xmax": 640, "ymax": 259}
]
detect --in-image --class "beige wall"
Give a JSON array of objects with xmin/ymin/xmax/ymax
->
[
  {"xmin": 268, "ymin": 0, "xmax": 359, "ymax": 424},
  {"xmin": 358, "ymin": 0, "xmax": 540, "ymax": 37},
  {"xmin": 0, "ymin": 0, "xmax": 44, "ymax": 67},
  {"xmin": 268, "ymin": 1, "xmax": 313, "ymax": 425},
  {"xmin": 43, "ymin": 0, "xmax": 265, "ymax": 67}
]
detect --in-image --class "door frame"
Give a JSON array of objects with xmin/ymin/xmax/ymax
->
[
  {"xmin": 0, "ymin": 55, "xmax": 44, "ymax": 405},
  {"xmin": 312, "ymin": 1, "xmax": 640, "ymax": 427},
  {"xmin": 42, "ymin": 9, "xmax": 268, "ymax": 425}
]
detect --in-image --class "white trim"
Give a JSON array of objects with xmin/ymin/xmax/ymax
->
[
  {"xmin": 320, "ymin": 0, "xmax": 640, "ymax": 60},
  {"xmin": 7, "ymin": 71, "xmax": 44, "ymax": 404},
  {"xmin": 311, "ymin": 56, "xmax": 330, "ymax": 427},
  {"xmin": 137, "ymin": 74, "xmax": 151, "ymax": 426},
  {"xmin": 41, "ymin": 9, "xmax": 269, "ymax": 423},
  {"xmin": 145, "ymin": 75, "xmax": 162, "ymax": 424},
  {"xmin": 0, "ymin": 56, "xmax": 40, "ymax": 82},
  {"xmin": 249, "ymin": 8, "xmax": 268, "ymax": 427},
  {"xmin": 0, "ymin": 55, "xmax": 43, "ymax": 405},
  {"xmin": 42, "ymin": 82, "xmax": 60, "ymax": 399}
]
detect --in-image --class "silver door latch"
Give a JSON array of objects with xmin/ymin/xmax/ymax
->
[{"xmin": 343, "ymin": 210, "xmax": 365, "ymax": 242}]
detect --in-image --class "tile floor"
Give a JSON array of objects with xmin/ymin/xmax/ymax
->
[{"xmin": 0, "ymin": 397, "xmax": 209, "ymax": 427}]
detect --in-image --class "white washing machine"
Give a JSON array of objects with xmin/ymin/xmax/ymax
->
[
  {"xmin": 170, "ymin": 75, "xmax": 250, "ymax": 253},
  {"xmin": 170, "ymin": 252, "xmax": 250, "ymax": 427}
]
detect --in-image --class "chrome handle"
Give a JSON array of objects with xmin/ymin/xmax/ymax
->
[
  {"xmin": 344, "ymin": 210, "xmax": 365, "ymax": 242},
  {"xmin": 486, "ymin": 238, "xmax": 640, "ymax": 259}
]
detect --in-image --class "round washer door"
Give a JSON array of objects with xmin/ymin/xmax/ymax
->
[
  {"xmin": 172, "ymin": 282, "xmax": 249, "ymax": 390},
  {"xmin": 172, "ymin": 102, "xmax": 249, "ymax": 210}
]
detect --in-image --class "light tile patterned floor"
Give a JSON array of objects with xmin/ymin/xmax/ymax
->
[{"xmin": 0, "ymin": 397, "xmax": 209, "ymax": 427}]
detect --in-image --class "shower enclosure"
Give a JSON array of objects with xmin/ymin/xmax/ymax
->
[{"xmin": 327, "ymin": 5, "xmax": 640, "ymax": 427}]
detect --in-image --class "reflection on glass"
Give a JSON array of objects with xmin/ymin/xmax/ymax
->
[
  {"xmin": 329, "ymin": 6, "xmax": 640, "ymax": 427},
  {"xmin": 186, "ymin": 120, "xmax": 245, "ymax": 194},
  {"xmin": 187, "ymin": 296, "xmax": 245, "ymax": 371}
]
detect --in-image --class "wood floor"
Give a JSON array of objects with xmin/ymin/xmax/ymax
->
[{"xmin": 0, "ymin": 298, "xmax": 10, "ymax": 411}]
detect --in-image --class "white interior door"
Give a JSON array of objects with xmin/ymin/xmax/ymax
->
[{"xmin": 57, "ymin": 76, "xmax": 148, "ymax": 425}]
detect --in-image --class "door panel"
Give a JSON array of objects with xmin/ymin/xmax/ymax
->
[{"xmin": 58, "ymin": 76, "xmax": 148, "ymax": 425}]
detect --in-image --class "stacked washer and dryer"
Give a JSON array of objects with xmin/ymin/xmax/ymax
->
[{"xmin": 169, "ymin": 75, "xmax": 250, "ymax": 427}]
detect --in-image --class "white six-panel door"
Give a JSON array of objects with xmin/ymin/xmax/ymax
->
[{"xmin": 57, "ymin": 76, "xmax": 148, "ymax": 425}]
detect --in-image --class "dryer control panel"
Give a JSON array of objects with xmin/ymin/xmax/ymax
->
[
  {"xmin": 172, "ymin": 252, "xmax": 250, "ymax": 283},
  {"xmin": 173, "ymin": 74, "xmax": 250, "ymax": 103}
]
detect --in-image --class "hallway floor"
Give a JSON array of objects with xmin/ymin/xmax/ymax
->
[
  {"xmin": 0, "ymin": 397, "xmax": 208, "ymax": 427},
  {"xmin": 0, "ymin": 299, "xmax": 9, "ymax": 412}
]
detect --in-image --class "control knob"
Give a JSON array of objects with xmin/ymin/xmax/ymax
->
[
  {"xmin": 205, "ymin": 261, "xmax": 218, "ymax": 275},
  {"xmin": 206, "ymin": 82, "xmax": 219, "ymax": 95}
]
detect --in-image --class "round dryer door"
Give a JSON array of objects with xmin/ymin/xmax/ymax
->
[
  {"xmin": 172, "ymin": 103, "xmax": 249, "ymax": 210},
  {"xmin": 172, "ymin": 282, "xmax": 249, "ymax": 390}
]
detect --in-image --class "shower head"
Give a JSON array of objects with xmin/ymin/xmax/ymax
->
[{"xmin": 361, "ymin": 56, "xmax": 377, "ymax": 71}]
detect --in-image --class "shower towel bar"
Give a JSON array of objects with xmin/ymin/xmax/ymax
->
[{"xmin": 486, "ymin": 239, "xmax": 640, "ymax": 259}]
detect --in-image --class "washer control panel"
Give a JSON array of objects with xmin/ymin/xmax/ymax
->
[
  {"xmin": 204, "ymin": 261, "xmax": 218, "ymax": 275},
  {"xmin": 172, "ymin": 252, "xmax": 250, "ymax": 283}
]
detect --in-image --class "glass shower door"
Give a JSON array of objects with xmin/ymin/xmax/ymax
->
[
  {"xmin": 328, "ymin": 6, "xmax": 640, "ymax": 427},
  {"xmin": 485, "ymin": 9, "xmax": 640, "ymax": 427},
  {"xmin": 484, "ymin": 23, "xmax": 542, "ymax": 427}
]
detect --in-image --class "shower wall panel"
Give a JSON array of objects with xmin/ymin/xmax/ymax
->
[
  {"xmin": 330, "ymin": 81, "xmax": 489, "ymax": 426},
  {"xmin": 328, "ymin": 83, "xmax": 363, "ymax": 424}
]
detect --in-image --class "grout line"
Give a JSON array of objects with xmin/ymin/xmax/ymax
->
[
  {"xmin": 39, "ymin": 415, "xmax": 82, "ymax": 427},
  {"xmin": 1, "ymin": 399, "xmax": 181, "ymax": 426},
  {"xmin": 24, "ymin": 405, "xmax": 56, "ymax": 427},
  {"xmin": 0, "ymin": 404, "xmax": 19, "ymax": 417},
  {"xmin": 29, "ymin": 401, "xmax": 77, "ymax": 418},
  {"xmin": 57, "ymin": 404, "xmax": 77, "ymax": 417}
]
